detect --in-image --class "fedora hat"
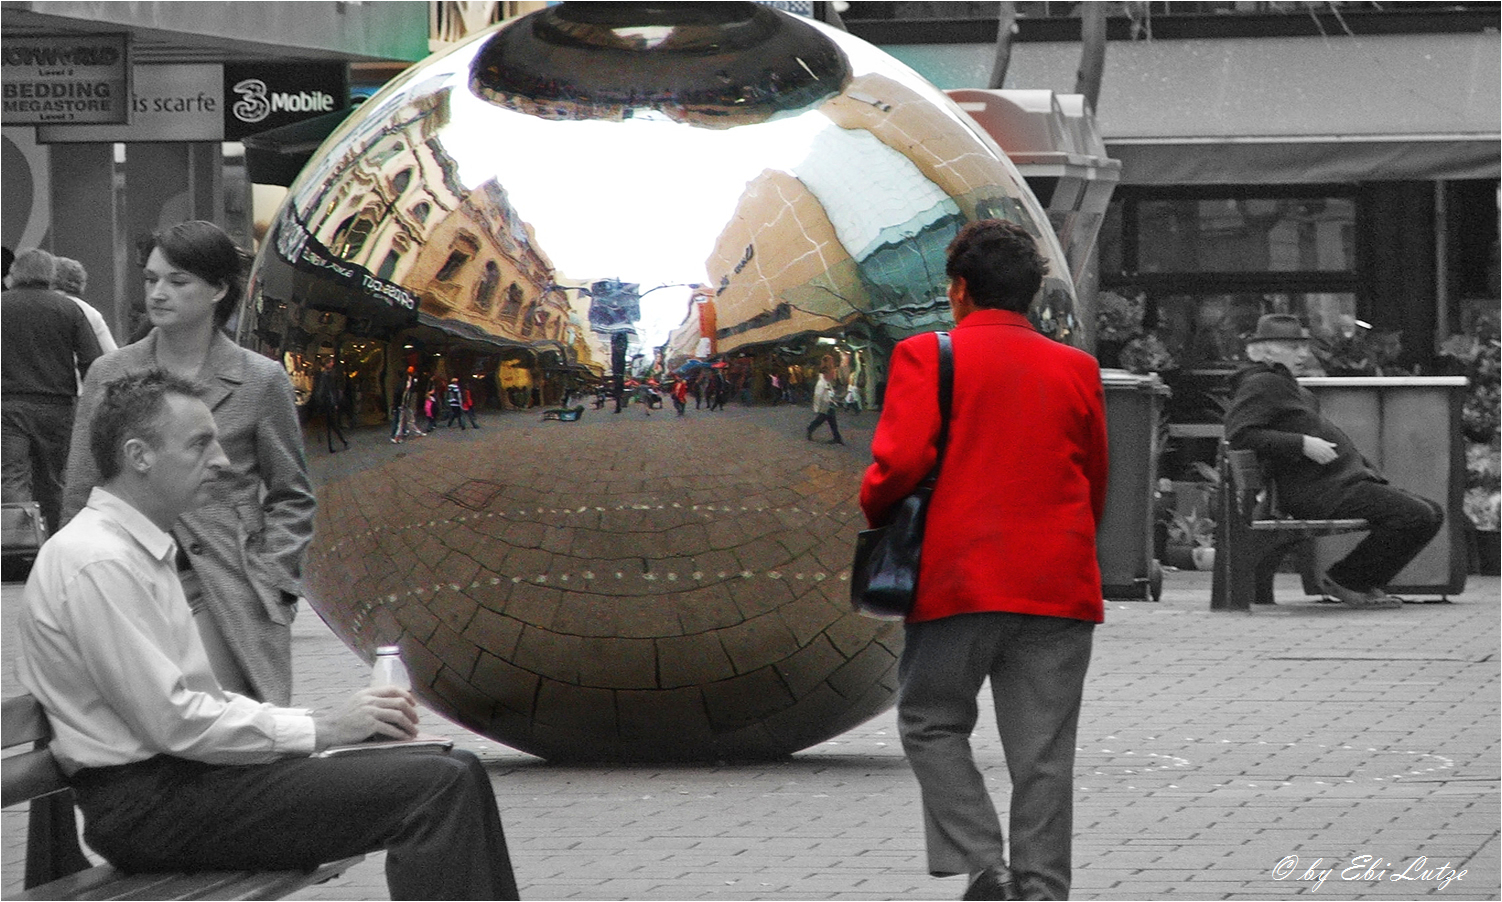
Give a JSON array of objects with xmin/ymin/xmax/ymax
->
[{"xmin": 1245, "ymin": 313, "xmax": 1310, "ymax": 344}]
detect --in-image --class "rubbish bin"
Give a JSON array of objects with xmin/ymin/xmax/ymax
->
[
  {"xmin": 1297, "ymin": 376, "xmax": 1469, "ymax": 596},
  {"xmin": 1097, "ymin": 369, "xmax": 1170, "ymax": 600}
]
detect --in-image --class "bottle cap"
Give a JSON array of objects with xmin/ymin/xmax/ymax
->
[{"xmin": 375, "ymin": 645, "xmax": 401, "ymax": 655}]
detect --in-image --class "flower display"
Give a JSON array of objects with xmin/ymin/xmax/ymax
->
[
  {"xmin": 1120, "ymin": 333, "xmax": 1178, "ymax": 375},
  {"xmin": 1095, "ymin": 291, "xmax": 1144, "ymax": 343},
  {"xmin": 1442, "ymin": 320, "xmax": 1502, "ymax": 532}
]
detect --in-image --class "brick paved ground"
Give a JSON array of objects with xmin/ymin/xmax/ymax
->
[{"xmin": 3, "ymin": 404, "xmax": 1498, "ymax": 900}]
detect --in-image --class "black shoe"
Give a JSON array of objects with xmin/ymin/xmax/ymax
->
[{"xmin": 962, "ymin": 865, "xmax": 1020, "ymax": 901}]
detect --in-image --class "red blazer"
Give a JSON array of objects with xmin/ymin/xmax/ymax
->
[{"xmin": 860, "ymin": 310, "xmax": 1109, "ymax": 623}]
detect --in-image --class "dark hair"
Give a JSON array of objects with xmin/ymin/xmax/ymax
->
[
  {"xmin": 91, "ymin": 370, "xmax": 205, "ymax": 481},
  {"xmin": 139, "ymin": 221, "xmax": 248, "ymax": 327},
  {"xmin": 944, "ymin": 219, "xmax": 1049, "ymax": 313}
]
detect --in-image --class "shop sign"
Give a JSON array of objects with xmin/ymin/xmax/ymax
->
[
  {"xmin": 224, "ymin": 62, "xmax": 346, "ymax": 141},
  {"xmin": 1, "ymin": 33, "xmax": 129, "ymax": 125},
  {"xmin": 273, "ymin": 212, "xmax": 418, "ymax": 313},
  {"xmin": 36, "ymin": 64, "xmax": 223, "ymax": 143}
]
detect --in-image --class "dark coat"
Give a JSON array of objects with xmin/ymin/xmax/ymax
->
[
  {"xmin": 61, "ymin": 330, "xmax": 315, "ymax": 705},
  {"xmin": 1225, "ymin": 362, "xmax": 1381, "ymax": 516},
  {"xmin": 859, "ymin": 309, "xmax": 1109, "ymax": 624}
]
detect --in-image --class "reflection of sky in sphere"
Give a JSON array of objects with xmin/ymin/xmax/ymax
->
[{"xmin": 440, "ymin": 92, "xmax": 833, "ymax": 348}]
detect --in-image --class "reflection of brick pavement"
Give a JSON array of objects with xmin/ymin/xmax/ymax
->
[
  {"xmin": 2, "ymin": 403, "xmax": 1497, "ymax": 899},
  {"xmin": 305, "ymin": 404, "xmax": 899, "ymax": 761}
]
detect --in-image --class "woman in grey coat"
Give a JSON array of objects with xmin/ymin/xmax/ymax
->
[{"xmin": 62, "ymin": 221, "xmax": 315, "ymax": 706}]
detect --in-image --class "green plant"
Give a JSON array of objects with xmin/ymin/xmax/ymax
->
[{"xmin": 1441, "ymin": 320, "xmax": 1502, "ymax": 531}]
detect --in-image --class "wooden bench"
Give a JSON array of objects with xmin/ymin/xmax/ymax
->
[
  {"xmin": 2, "ymin": 694, "xmax": 363, "ymax": 900},
  {"xmin": 1210, "ymin": 445, "xmax": 1370, "ymax": 610}
]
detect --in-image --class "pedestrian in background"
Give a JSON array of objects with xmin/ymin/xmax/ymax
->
[
  {"xmin": 2, "ymin": 248, "xmax": 104, "ymax": 532},
  {"xmin": 54, "ymin": 257, "xmax": 119, "ymax": 356},
  {"xmin": 671, "ymin": 376, "xmax": 689, "ymax": 416},
  {"xmin": 806, "ymin": 368, "xmax": 844, "ymax": 444},
  {"xmin": 61, "ymin": 221, "xmax": 316, "ymax": 707},
  {"xmin": 861, "ymin": 220, "xmax": 1109, "ymax": 900}
]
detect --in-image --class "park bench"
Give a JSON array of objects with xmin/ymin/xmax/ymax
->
[
  {"xmin": 2, "ymin": 693, "xmax": 363, "ymax": 900},
  {"xmin": 1210, "ymin": 444, "xmax": 1370, "ymax": 611}
]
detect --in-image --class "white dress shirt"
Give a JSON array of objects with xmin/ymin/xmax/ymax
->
[
  {"xmin": 17, "ymin": 487, "xmax": 315, "ymax": 775},
  {"xmin": 68, "ymin": 295, "xmax": 118, "ymax": 355}
]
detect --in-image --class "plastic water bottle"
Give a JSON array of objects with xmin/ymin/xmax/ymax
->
[{"xmin": 370, "ymin": 645, "xmax": 411, "ymax": 690}]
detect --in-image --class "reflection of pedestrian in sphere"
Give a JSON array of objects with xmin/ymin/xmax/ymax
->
[
  {"xmin": 423, "ymin": 387, "xmax": 439, "ymax": 432},
  {"xmin": 462, "ymin": 381, "xmax": 481, "ymax": 428},
  {"xmin": 392, "ymin": 367, "xmax": 422, "ymax": 442},
  {"xmin": 805, "ymin": 368, "xmax": 844, "ymax": 445},
  {"xmin": 445, "ymin": 378, "xmax": 467, "ymax": 429},
  {"xmin": 313, "ymin": 358, "xmax": 349, "ymax": 453}
]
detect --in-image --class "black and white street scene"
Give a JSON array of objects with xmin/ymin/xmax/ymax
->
[{"xmin": 2, "ymin": 2, "xmax": 1498, "ymax": 900}]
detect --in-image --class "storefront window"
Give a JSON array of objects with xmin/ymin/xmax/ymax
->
[
  {"xmin": 1152, "ymin": 291, "xmax": 1357, "ymax": 370},
  {"xmin": 1135, "ymin": 197, "xmax": 1354, "ymax": 273},
  {"xmin": 1101, "ymin": 188, "xmax": 1361, "ymax": 372}
]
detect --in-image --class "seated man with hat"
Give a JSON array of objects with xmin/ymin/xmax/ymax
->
[{"xmin": 1224, "ymin": 313, "xmax": 1445, "ymax": 608}]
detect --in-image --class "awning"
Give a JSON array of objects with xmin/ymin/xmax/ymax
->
[
  {"xmin": 887, "ymin": 30, "xmax": 1501, "ymax": 185},
  {"xmin": 1108, "ymin": 136, "xmax": 1500, "ymax": 185},
  {"xmin": 241, "ymin": 108, "xmax": 354, "ymax": 187}
]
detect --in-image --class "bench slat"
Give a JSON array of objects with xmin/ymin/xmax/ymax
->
[
  {"xmin": 12, "ymin": 864, "xmax": 121, "ymax": 900},
  {"xmin": 3, "ymin": 694, "xmax": 51, "ymax": 747},
  {"xmin": 204, "ymin": 858, "xmax": 364, "ymax": 900},
  {"xmin": 13, "ymin": 856, "xmax": 364, "ymax": 901},
  {"xmin": 0, "ymin": 747, "xmax": 72, "ymax": 807},
  {"xmin": 1250, "ymin": 518, "xmax": 1370, "ymax": 533}
]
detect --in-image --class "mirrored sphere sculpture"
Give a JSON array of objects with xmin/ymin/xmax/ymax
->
[{"xmin": 244, "ymin": 1, "xmax": 1077, "ymax": 761}]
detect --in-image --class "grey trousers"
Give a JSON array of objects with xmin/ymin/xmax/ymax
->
[{"xmin": 898, "ymin": 612, "xmax": 1095, "ymax": 900}]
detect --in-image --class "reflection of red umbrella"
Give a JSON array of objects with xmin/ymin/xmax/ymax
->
[{"xmin": 711, "ymin": 362, "xmax": 729, "ymax": 368}]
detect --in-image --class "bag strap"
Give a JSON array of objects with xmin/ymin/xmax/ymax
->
[
  {"xmin": 935, "ymin": 331, "xmax": 953, "ymax": 462},
  {"xmin": 917, "ymin": 332, "xmax": 953, "ymax": 488}
]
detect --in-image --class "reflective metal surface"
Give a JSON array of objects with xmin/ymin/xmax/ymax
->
[{"xmin": 244, "ymin": 1, "xmax": 1077, "ymax": 761}]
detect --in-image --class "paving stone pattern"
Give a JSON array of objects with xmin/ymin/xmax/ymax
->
[
  {"xmin": 3, "ymin": 405, "xmax": 1497, "ymax": 899},
  {"xmin": 307, "ymin": 405, "xmax": 899, "ymax": 761}
]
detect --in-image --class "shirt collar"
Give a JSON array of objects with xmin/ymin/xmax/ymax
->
[
  {"xmin": 955, "ymin": 308, "xmax": 1034, "ymax": 331},
  {"xmin": 86, "ymin": 486, "xmax": 177, "ymax": 565}
]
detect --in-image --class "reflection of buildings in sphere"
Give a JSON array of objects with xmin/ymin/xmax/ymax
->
[{"xmin": 246, "ymin": 1, "xmax": 1073, "ymax": 761}]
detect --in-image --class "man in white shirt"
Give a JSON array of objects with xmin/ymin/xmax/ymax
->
[
  {"xmin": 53, "ymin": 257, "xmax": 119, "ymax": 358},
  {"xmin": 18, "ymin": 370, "xmax": 519, "ymax": 900}
]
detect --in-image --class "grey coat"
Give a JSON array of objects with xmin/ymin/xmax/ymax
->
[{"xmin": 61, "ymin": 330, "xmax": 316, "ymax": 706}]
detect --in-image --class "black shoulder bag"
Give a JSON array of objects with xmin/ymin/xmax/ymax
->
[{"xmin": 850, "ymin": 331, "xmax": 953, "ymax": 620}]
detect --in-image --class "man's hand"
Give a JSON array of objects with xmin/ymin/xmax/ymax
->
[
  {"xmin": 313, "ymin": 686, "xmax": 420, "ymax": 750},
  {"xmin": 1302, "ymin": 434, "xmax": 1338, "ymax": 465}
]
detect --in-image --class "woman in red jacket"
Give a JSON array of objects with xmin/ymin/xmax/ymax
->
[{"xmin": 860, "ymin": 220, "xmax": 1109, "ymax": 901}]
